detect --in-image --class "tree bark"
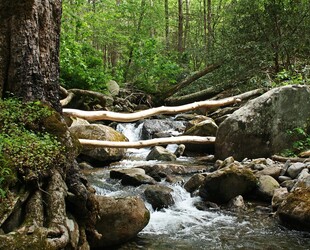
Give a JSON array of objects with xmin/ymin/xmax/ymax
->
[
  {"xmin": 63, "ymin": 96, "xmax": 240, "ymax": 122},
  {"xmin": 0, "ymin": 0, "xmax": 62, "ymax": 112},
  {"xmin": 177, "ymin": 0, "xmax": 184, "ymax": 54},
  {"xmin": 79, "ymin": 136, "xmax": 215, "ymax": 148}
]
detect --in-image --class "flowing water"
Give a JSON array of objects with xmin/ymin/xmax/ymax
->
[{"xmin": 86, "ymin": 122, "xmax": 310, "ymax": 250}]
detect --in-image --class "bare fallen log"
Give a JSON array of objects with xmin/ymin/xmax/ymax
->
[
  {"xmin": 272, "ymin": 154, "xmax": 310, "ymax": 163},
  {"xmin": 63, "ymin": 96, "xmax": 240, "ymax": 122},
  {"xmin": 79, "ymin": 136, "xmax": 215, "ymax": 148}
]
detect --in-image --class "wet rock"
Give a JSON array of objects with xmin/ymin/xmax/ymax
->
[
  {"xmin": 194, "ymin": 201, "xmax": 220, "ymax": 211},
  {"xmin": 174, "ymin": 144, "xmax": 185, "ymax": 157},
  {"xmin": 69, "ymin": 124, "xmax": 127, "ymax": 164},
  {"xmin": 256, "ymin": 175, "xmax": 280, "ymax": 201},
  {"xmin": 199, "ymin": 163, "xmax": 257, "ymax": 203},
  {"xmin": 184, "ymin": 174, "xmax": 205, "ymax": 193},
  {"xmin": 277, "ymin": 187, "xmax": 310, "ymax": 231},
  {"xmin": 256, "ymin": 166, "xmax": 282, "ymax": 179},
  {"xmin": 278, "ymin": 175, "xmax": 292, "ymax": 183},
  {"xmin": 215, "ymin": 85, "xmax": 310, "ymax": 160},
  {"xmin": 228, "ymin": 195, "xmax": 246, "ymax": 211},
  {"xmin": 110, "ymin": 168, "xmax": 156, "ymax": 186},
  {"xmin": 146, "ymin": 146, "xmax": 177, "ymax": 161},
  {"xmin": 287, "ymin": 162, "xmax": 306, "ymax": 179},
  {"xmin": 91, "ymin": 196, "xmax": 150, "ymax": 248},
  {"xmin": 139, "ymin": 163, "xmax": 207, "ymax": 177},
  {"xmin": 141, "ymin": 119, "xmax": 186, "ymax": 139},
  {"xmin": 271, "ymin": 187, "xmax": 289, "ymax": 211},
  {"xmin": 144, "ymin": 185, "xmax": 175, "ymax": 210}
]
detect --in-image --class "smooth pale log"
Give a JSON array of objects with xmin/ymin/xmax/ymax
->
[
  {"xmin": 63, "ymin": 97, "xmax": 240, "ymax": 122},
  {"xmin": 78, "ymin": 136, "xmax": 216, "ymax": 148}
]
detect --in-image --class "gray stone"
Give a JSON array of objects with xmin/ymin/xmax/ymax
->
[
  {"xmin": 144, "ymin": 185, "xmax": 175, "ymax": 210},
  {"xmin": 278, "ymin": 175, "xmax": 292, "ymax": 183},
  {"xmin": 110, "ymin": 168, "xmax": 156, "ymax": 186},
  {"xmin": 215, "ymin": 85, "xmax": 310, "ymax": 160},
  {"xmin": 184, "ymin": 117, "xmax": 218, "ymax": 136},
  {"xmin": 146, "ymin": 146, "xmax": 177, "ymax": 161},
  {"xmin": 228, "ymin": 195, "xmax": 246, "ymax": 211},
  {"xmin": 91, "ymin": 196, "xmax": 150, "ymax": 248},
  {"xmin": 141, "ymin": 119, "xmax": 186, "ymax": 140},
  {"xmin": 287, "ymin": 162, "xmax": 306, "ymax": 179}
]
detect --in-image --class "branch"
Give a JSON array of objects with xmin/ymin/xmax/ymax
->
[
  {"xmin": 79, "ymin": 136, "xmax": 215, "ymax": 148},
  {"xmin": 162, "ymin": 63, "xmax": 221, "ymax": 99},
  {"xmin": 63, "ymin": 96, "xmax": 240, "ymax": 122}
]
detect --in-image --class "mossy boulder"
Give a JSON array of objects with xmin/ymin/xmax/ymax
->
[
  {"xmin": 69, "ymin": 124, "xmax": 128, "ymax": 164},
  {"xmin": 199, "ymin": 163, "xmax": 257, "ymax": 203},
  {"xmin": 277, "ymin": 187, "xmax": 310, "ymax": 231}
]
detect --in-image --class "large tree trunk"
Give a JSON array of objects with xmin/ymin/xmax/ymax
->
[{"xmin": 0, "ymin": 0, "xmax": 62, "ymax": 112}]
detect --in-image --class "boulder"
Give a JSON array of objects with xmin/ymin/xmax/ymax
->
[
  {"xmin": 256, "ymin": 175, "xmax": 280, "ymax": 201},
  {"xmin": 287, "ymin": 162, "xmax": 306, "ymax": 179},
  {"xmin": 144, "ymin": 185, "xmax": 175, "ymax": 210},
  {"xmin": 69, "ymin": 124, "xmax": 127, "ymax": 164},
  {"xmin": 107, "ymin": 80, "xmax": 120, "ymax": 96},
  {"xmin": 277, "ymin": 187, "xmax": 310, "ymax": 231},
  {"xmin": 228, "ymin": 195, "xmax": 246, "ymax": 211},
  {"xmin": 141, "ymin": 119, "xmax": 186, "ymax": 140},
  {"xmin": 146, "ymin": 146, "xmax": 176, "ymax": 161},
  {"xmin": 91, "ymin": 196, "xmax": 150, "ymax": 248},
  {"xmin": 215, "ymin": 85, "xmax": 310, "ymax": 160},
  {"xmin": 199, "ymin": 163, "xmax": 257, "ymax": 203},
  {"xmin": 184, "ymin": 174, "xmax": 205, "ymax": 193},
  {"xmin": 110, "ymin": 168, "xmax": 156, "ymax": 186},
  {"xmin": 271, "ymin": 187, "xmax": 289, "ymax": 211},
  {"xmin": 184, "ymin": 116, "xmax": 218, "ymax": 136}
]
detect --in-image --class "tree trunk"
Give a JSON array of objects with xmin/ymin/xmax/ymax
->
[
  {"xmin": 165, "ymin": 0, "xmax": 170, "ymax": 50},
  {"xmin": 177, "ymin": 0, "xmax": 184, "ymax": 54},
  {"xmin": 0, "ymin": 0, "xmax": 62, "ymax": 112}
]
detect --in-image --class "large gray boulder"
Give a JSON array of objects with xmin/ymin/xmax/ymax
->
[
  {"xmin": 69, "ymin": 124, "xmax": 128, "ymax": 163},
  {"xmin": 144, "ymin": 185, "xmax": 175, "ymax": 210},
  {"xmin": 215, "ymin": 85, "xmax": 310, "ymax": 160},
  {"xmin": 91, "ymin": 196, "xmax": 150, "ymax": 248}
]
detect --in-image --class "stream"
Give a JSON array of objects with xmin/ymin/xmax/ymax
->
[{"xmin": 85, "ymin": 122, "xmax": 310, "ymax": 250}]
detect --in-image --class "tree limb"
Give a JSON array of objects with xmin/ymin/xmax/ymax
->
[
  {"xmin": 78, "ymin": 136, "xmax": 215, "ymax": 148},
  {"xmin": 162, "ymin": 62, "xmax": 221, "ymax": 99},
  {"xmin": 63, "ymin": 96, "xmax": 240, "ymax": 122}
]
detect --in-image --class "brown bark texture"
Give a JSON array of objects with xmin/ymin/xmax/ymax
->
[{"xmin": 0, "ymin": 0, "xmax": 62, "ymax": 112}]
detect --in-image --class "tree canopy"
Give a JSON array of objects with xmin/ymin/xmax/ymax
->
[{"xmin": 60, "ymin": 0, "xmax": 310, "ymax": 97}]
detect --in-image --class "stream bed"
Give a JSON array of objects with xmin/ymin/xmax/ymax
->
[{"xmin": 84, "ymin": 123, "xmax": 310, "ymax": 250}]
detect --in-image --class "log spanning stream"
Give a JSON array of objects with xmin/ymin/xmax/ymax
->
[{"xmin": 85, "ymin": 122, "xmax": 310, "ymax": 250}]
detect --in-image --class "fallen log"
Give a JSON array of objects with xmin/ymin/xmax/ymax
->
[
  {"xmin": 78, "ymin": 136, "xmax": 215, "ymax": 148},
  {"xmin": 272, "ymin": 154, "xmax": 310, "ymax": 163},
  {"xmin": 63, "ymin": 96, "xmax": 240, "ymax": 122}
]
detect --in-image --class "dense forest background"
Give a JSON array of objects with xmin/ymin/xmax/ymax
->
[{"xmin": 60, "ymin": 0, "xmax": 310, "ymax": 96}]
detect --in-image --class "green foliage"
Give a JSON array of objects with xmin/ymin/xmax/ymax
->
[
  {"xmin": 281, "ymin": 127, "xmax": 310, "ymax": 157},
  {"xmin": 129, "ymin": 39, "xmax": 182, "ymax": 93},
  {"xmin": 0, "ymin": 99, "xmax": 65, "ymax": 198}
]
